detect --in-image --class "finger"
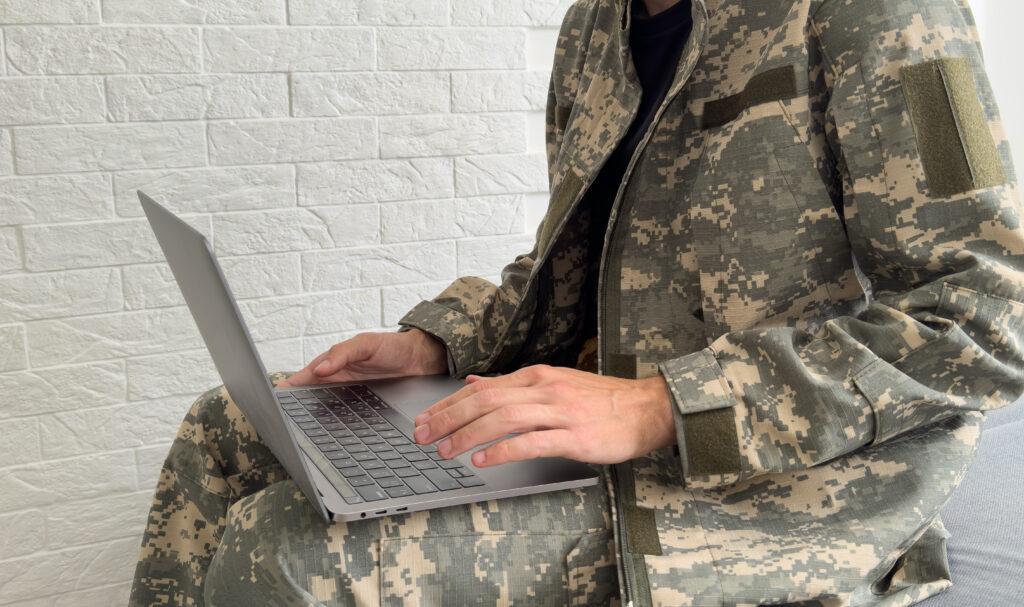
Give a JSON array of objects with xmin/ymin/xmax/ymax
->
[
  {"xmin": 278, "ymin": 351, "xmax": 331, "ymax": 387},
  {"xmin": 414, "ymin": 387, "xmax": 553, "ymax": 444},
  {"xmin": 414, "ymin": 365, "xmax": 554, "ymax": 425},
  {"xmin": 470, "ymin": 429, "xmax": 574, "ymax": 467},
  {"xmin": 313, "ymin": 337, "xmax": 378, "ymax": 379},
  {"xmin": 436, "ymin": 403, "xmax": 566, "ymax": 459}
]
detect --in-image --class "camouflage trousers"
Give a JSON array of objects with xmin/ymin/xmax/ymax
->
[{"xmin": 129, "ymin": 376, "xmax": 620, "ymax": 607}]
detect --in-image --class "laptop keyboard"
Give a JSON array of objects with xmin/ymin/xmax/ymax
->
[{"xmin": 278, "ymin": 384, "xmax": 484, "ymax": 504}]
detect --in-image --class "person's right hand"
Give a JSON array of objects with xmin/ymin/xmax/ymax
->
[{"xmin": 278, "ymin": 328, "xmax": 448, "ymax": 388}]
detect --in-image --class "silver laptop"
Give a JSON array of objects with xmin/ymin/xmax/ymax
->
[{"xmin": 139, "ymin": 191, "xmax": 599, "ymax": 522}]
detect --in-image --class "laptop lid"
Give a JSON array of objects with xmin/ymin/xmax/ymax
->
[{"xmin": 139, "ymin": 191, "xmax": 330, "ymax": 522}]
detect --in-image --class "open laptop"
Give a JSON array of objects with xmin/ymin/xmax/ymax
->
[{"xmin": 139, "ymin": 191, "xmax": 599, "ymax": 522}]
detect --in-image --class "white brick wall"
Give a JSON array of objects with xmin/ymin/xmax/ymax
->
[{"xmin": 0, "ymin": 1, "xmax": 565, "ymax": 603}]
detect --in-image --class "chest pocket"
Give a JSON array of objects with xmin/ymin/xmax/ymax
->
[{"xmin": 690, "ymin": 71, "xmax": 853, "ymax": 336}]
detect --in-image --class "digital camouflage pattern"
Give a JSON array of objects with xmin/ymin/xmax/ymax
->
[
  {"xmin": 131, "ymin": 379, "xmax": 619, "ymax": 606},
  {"xmin": 131, "ymin": 0, "xmax": 1024, "ymax": 604},
  {"xmin": 397, "ymin": 0, "xmax": 1024, "ymax": 604}
]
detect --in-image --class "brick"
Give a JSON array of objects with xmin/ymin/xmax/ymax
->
[
  {"xmin": 0, "ymin": 174, "xmax": 112, "ymax": 226},
  {"xmin": 457, "ymin": 234, "xmax": 535, "ymax": 275},
  {"xmin": 287, "ymin": 0, "xmax": 357, "ymax": 24},
  {"xmin": 51, "ymin": 584, "xmax": 133, "ymax": 607},
  {"xmin": 239, "ymin": 289, "xmax": 381, "ymax": 340},
  {"xmin": 0, "ymin": 227, "xmax": 21, "ymax": 273},
  {"xmin": 103, "ymin": 0, "xmax": 285, "ymax": 24},
  {"xmin": 455, "ymin": 153, "xmax": 549, "ymax": 196},
  {"xmin": 452, "ymin": 70, "xmax": 549, "ymax": 112},
  {"xmin": 114, "ymin": 165, "xmax": 294, "ymax": 217},
  {"xmin": 106, "ymin": 74, "xmax": 289, "ymax": 121},
  {"xmin": 381, "ymin": 195, "xmax": 523, "ymax": 243},
  {"xmin": 256, "ymin": 337, "xmax": 305, "ymax": 374},
  {"xmin": 378, "ymin": 28, "xmax": 524, "ymax": 70},
  {"xmin": 382, "ymin": 281, "xmax": 450, "ymax": 326},
  {"xmin": 0, "ymin": 362, "xmax": 124, "ymax": 419},
  {"xmin": 0, "ymin": 268, "xmax": 122, "ymax": 323},
  {"xmin": 213, "ymin": 206, "xmax": 379, "ymax": 256},
  {"xmin": 380, "ymin": 114, "xmax": 524, "ymax": 158},
  {"xmin": 291, "ymin": 71, "xmax": 449, "ymax": 117},
  {"xmin": 297, "ymin": 158, "xmax": 453, "ymax": 206},
  {"xmin": 303, "ymin": 241, "xmax": 456, "ymax": 291},
  {"xmin": 0, "ymin": 417, "xmax": 40, "ymax": 466},
  {"xmin": 5, "ymin": 26, "xmax": 200, "ymax": 75},
  {"xmin": 0, "ymin": 77, "xmax": 105, "ymax": 126},
  {"xmin": 22, "ymin": 216, "xmax": 211, "ymax": 272},
  {"xmin": 14, "ymin": 122, "xmax": 206, "ymax": 175},
  {"xmin": 208, "ymin": 118, "xmax": 376, "ymax": 165},
  {"xmin": 26, "ymin": 307, "xmax": 202, "ymax": 366},
  {"xmin": 0, "ymin": 511, "xmax": 45, "ymax": 560},
  {"xmin": 124, "ymin": 253, "xmax": 301, "ymax": 309},
  {"xmin": 126, "ymin": 348, "xmax": 217, "ymax": 400},
  {"xmin": 452, "ymin": 0, "xmax": 574, "ymax": 26},
  {"xmin": 0, "ymin": 452, "xmax": 137, "ymax": 512},
  {"xmin": 0, "ymin": 537, "xmax": 138, "ymax": 603},
  {"xmin": 39, "ymin": 399, "xmax": 191, "ymax": 459},
  {"xmin": 46, "ymin": 491, "xmax": 152, "ymax": 549},
  {"xmin": 0, "ymin": 324, "xmax": 28, "ymax": 372},
  {"xmin": 0, "ymin": 0, "xmax": 99, "ymax": 24},
  {"xmin": 203, "ymin": 27, "xmax": 374, "ymax": 72},
  {"xmin": 0, "ymin": 129, "xmax": 12, "ymax": 176},
  {"xmin": 356, "ymin": 0, "xmax": 449, "ymax": 25}
]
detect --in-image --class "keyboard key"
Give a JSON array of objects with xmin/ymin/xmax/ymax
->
[
  {"xmin": 326, "ymin": 451, "xmax": 351, "ymax": 460},
  {"xmin": 423, "ymin": 468, "xmax": 461, "ymax": 491},
  {"xmin": 395, "ymin": 467, "xmax": 421, "ymax": 478},
  {"xmin": 377, "ymin": 450, "xmax": 401, "ymax": 460},
  {"xmin": 355, "ymin": 484, "xmax": 388, "ymax": 502},
  {"xmin": 338, "ymin": 437, "xmax": 362, "ymax": 447},
  {"xmin": 412, "ymin": 460, "xmax": 438, "ymax": 470},
  {"xmin": 396, "ymin": 444, "xmax": 419, "ymax": 454},
  {"xmin": 378, "ymin": 430, "xmax": 403, "ymax": 439},
  {"xmin": 369, "ymin": 468, "xmax": 395, "ymax": 480},
  {"xmin": 329, "ymin": 430, "xmax": 353, "ymax": 438},
  {"xmin": 439, "ymin": 460, "xmax": 462, "ymax": 469},
  {"xmin": 420, "ymin": 443, "xmax": 438, "ymax": 453},
  {"xmin": 385, "ymin": 486, "xmax": 414, "ymax": 498},
  {"xmin": 322, "ymin": 423, "xmax": 345, "ymax": 431},
  {"xmin": 454, "ymin": 467, "xmax": 472, "ymax": 476},
  {"xmin": 320, "ymin": 443, "xmax": 344, "ymax": 453},
  {"xmin": 386, "ymin": 459, "xmax": 412, "ymax": 470},
  {"xmin": 405, "ymin": 476, "xmax": 439, "ymax": 494},
  {"xmin": 404, "ymin": 452, "xmax": 428, "ymax": 462},
  {"xmin": 349, "ymin": 423, "xmax": 370, "ymax": 431},
  {"xmin": 332, "ymin": 459, "xmax": 356, "ymax": 469},
  {"xmin": 340, "ymin": 467, "xmax": 365, "ymax": 478},
  {"xmin": 457, "ymin": 476, "xmax": 486, "ymax": 488},
  {"xmin": 354, "ymin": 429, "xmax": 377, "ymax": 438},
  {"xmin": 298, "ymin": 422, "xmax": 320, "ymax": 431},
  {"xmin": 370, "ymin": 422, "xmax": 392, "ymax": 431},
  {"xmin": 447, "ymin": 468, "xmax": 464, "ymax": 478},
  {"xmin": 348, "ymin": 475, "xmax": 374, "ymax": 486},
  {"xmin": 347, "ymin": 444, "xmax": 369, "ymax": 453},
  {"xmin": 387, "ymin": 437, "xmax": 412, "ymax": 447},
  {"xmin": 352, "ymin": 452, "xmax": 376, "ymax": 461},
  {"xmin": 311, "ymin": 436, "xmax": 334, "ymax": 445},
  {"xmin": 362, "ymin": 436, "xmax": 385, "ymax": 446},
  {"xmin": 378, "ymin": 477, "xmax": 405, "ymax": 488},
  {"xmin": 362, "ymin": 460, "xmax": 386, "ymax": 470},
  {"xmin": 428, "ymin": 453, "xmax": 445, "ymax": 461}
]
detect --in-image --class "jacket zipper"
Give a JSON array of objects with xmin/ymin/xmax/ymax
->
[{"xmin": 596, "ymin": 9, "xmax": 708, "ymax": 604}]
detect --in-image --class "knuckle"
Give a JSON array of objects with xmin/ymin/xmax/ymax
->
[{"xmin": 499, "ymin": 405, "xmax": 521, "ymax": 423}]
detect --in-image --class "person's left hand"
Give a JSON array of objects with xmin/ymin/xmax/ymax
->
[{"xmin": 412, "ymin": 364, "xmax": 677, "ymax": 467}]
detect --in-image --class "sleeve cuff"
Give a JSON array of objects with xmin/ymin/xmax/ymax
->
[
  {"xmin": 658, "ymin": 347, "xmax": 744, "ymax": 488},
  {"xmin": 397, "ymin": 300, "xmax": 476, "ymax": 378}
]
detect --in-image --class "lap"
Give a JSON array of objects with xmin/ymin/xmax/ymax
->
[{"xmin": 204, "ymin": 479, "xmax": 618, "ymax": 607}]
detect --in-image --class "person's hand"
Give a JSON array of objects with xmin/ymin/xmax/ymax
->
[
  {"xmin": 412, "ymin": 365, "xmax": 676, "ymax": 467},
  {"xmin": 279, "ymin": 329, "xmax": 447, "ymax": 387}
]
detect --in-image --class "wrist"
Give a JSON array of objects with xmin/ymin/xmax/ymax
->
[
  {"xmin": 638, "ymin": 374, "xmax": 677, "ymax": 450},
  {"xmin": 405, "ymin": 327, "xmax": 448, "ymax": 375}
]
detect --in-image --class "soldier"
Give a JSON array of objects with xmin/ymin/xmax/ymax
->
[{"xmin": 131, "ymin": 0, "xmax": 1024, "ymax": 605}]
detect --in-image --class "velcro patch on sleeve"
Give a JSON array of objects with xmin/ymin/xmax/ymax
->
[
  {"xmin": 623, "ymin": 504, "xmax": 663, "ymax": 556},
  {"xmin": 900, "ymin": 57, "xmax": 1006, "ymax": 198}
]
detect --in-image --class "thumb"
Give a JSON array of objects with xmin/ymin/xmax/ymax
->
[{"xmin": 313, "ymin": 336, "xmax": 376, "ymax": 377}]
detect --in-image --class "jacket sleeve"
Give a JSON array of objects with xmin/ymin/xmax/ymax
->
[
  {"xmin": 659, "ymin": 0, "xmax": 1024, "ymax": 489},
  {"xmin": 396, "ymin": 6, "xmax": 581, "ymax": 378}
]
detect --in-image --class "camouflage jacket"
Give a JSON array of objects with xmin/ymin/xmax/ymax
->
[{"xmin": 398, "ymin": 0, "xmax": 1024, "ymax": 604}]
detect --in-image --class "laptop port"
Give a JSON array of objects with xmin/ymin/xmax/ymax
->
[
  {"xmin": 396, "ymin": 507, "xmax": 408, "ymax": 512},
  {"xmin": 375, "ymin": 510, "xmax": 387, "ymax": 515}
]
